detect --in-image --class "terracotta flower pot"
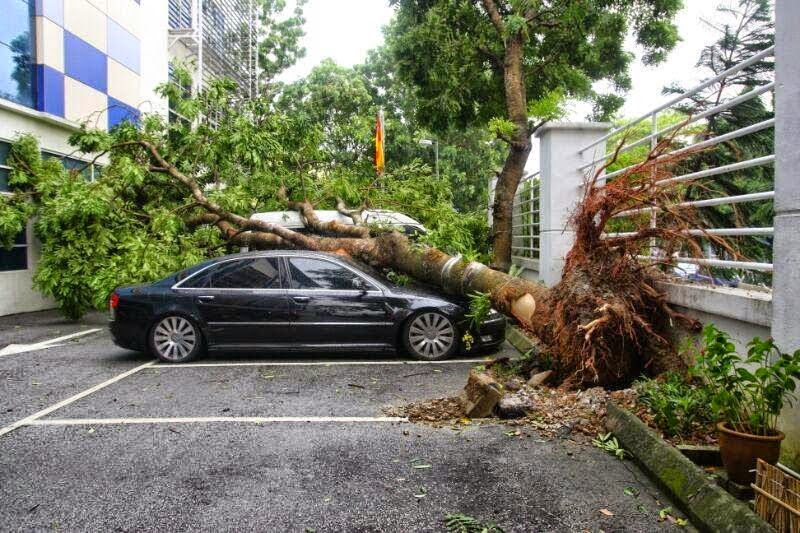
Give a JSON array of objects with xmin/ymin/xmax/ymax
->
[{"xmin": 716, "ymin": 421, "xmax": 785, "ymax": 485}]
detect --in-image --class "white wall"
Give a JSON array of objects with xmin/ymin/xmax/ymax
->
[
  {"xmin": 0, "ymin": 102, "xmax": 87, "ymax": 316},
  {"xmin": 0, "ymin": 219, "xmax": 53, "ymax": 316}
]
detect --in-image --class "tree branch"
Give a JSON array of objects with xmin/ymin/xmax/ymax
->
[
  {"xmin": 480, "ymin": 0, "xmax": 506, "ymax": 36},
  {"xmin": 336, "ymin": 197, "xmax": 366, "ymax": 226},
  {"xmin": 278, "ymin": 186, "xmax": 371, "ymax": 238}
]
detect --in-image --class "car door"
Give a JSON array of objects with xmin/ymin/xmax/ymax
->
[
  {"xmin": 177, "ymin": 257, "xmax": 292, "ymax": 347},
  {"xmin": 284, "ymin": 256, "xmax": 395, "ymax": 349}
]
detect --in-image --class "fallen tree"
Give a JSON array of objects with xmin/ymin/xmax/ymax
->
[
  {"xmin": 0, "ymin": 79, "xmax": 717, "ymax": 388},
  {"xmin": 112, "ymin": 133, "xmax": 709, "ymax": 388}
]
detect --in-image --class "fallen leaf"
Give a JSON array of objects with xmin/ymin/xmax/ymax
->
[{"xmin": 599, "ymin": 508, "xmax": 614, "ymax": 517}]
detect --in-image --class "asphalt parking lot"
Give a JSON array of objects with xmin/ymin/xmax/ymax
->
[{"xmin": 0, "ymin": 311, "xmax": 688, "ymax": 532}]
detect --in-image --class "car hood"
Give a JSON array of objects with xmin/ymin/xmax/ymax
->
[{"xmin": 387, "ymin": 282, "xmax": 467, "ymax": 306}]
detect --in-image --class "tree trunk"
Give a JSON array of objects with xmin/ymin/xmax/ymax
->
[
  {"xmin": 131, "ymin": 135, "xmax": 698, "ymax": 390},
  {"xmin": 490, "ymin": 35, "xmax": 532, "ymax": 272}
]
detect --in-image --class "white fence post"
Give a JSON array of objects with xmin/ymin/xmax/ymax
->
[
  {"xmin": 535, "ymin": 122, "xmax": 611, "ymax": 286},
  {"xmin": 774, "ymin": 0, "xmax": 800, "ymax": 469}
]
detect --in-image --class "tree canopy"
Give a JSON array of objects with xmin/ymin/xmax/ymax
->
[
  {"xmin": 0, "ymin": 68, "xmax": 492, "ymax": 318},
  {"xmin": 385, "ymin": 0, "xmax": 683, "ymax": 269}
]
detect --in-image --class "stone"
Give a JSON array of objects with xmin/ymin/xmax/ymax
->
[
  {"xmin": 527, "ymin": 370, "xmax": 553, "ymax": 388},
  {"xmin": 577, "ymin": 386, "xmax": 607, "ymax": 408},
  {"xmin": 503, "ymin": 378, "xmax": 524, "ymax": 392},
  {"xmin": 496, "ymin": 394, "xmax": 534, "ymax": 419},
  {"xmin": 459, "ymin": 370, "xmax": 503, "ymax": 418}
]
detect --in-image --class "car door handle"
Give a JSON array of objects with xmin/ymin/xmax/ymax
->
[
  {"xmin": 197, "ymin": 295, "xmax": 215, "ymax": 302},
  {"xmin": 291, "ymin": 296, "xmax": 310, "ymax": 303}
]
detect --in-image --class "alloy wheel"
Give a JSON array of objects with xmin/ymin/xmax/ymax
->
[
  {"xmin": 153, "ymin": 316, "xmax": 197, "ymax": 361},
  {"xmin": 408, "ymin": 312, "xmax": 455, "ymax": 359}
]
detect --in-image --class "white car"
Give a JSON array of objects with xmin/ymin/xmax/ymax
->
[{"xmin": 249, "ymin": 210, "xmax": 427, "ymax": 237}]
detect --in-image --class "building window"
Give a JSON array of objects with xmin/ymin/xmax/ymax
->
[
  {"xmin": 0, "ymin": 229, "xmax": 28, "ymax": 272},
  {"xmin": 42, "ymin": 152, "xmax": 102, "ymax": 182},
  {"xmin": 0, "ymin": 0, "xmax": 34, "ymax": 108},
  {"xmin": 0, "ymin": 141, "xmax": 11, "ymax": 192},
  {"xmin": 169, "ymin": 0, "xmax": 193, "ymax": 29}
]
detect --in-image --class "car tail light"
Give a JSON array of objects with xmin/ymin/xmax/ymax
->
[{"xmin": 109, "ymin": 292, "xmax": 119, "ymax": 319}]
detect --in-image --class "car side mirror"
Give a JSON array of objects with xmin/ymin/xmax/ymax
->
[{"xmin": 352, "ymin": 278, "xmax": 369, "ymax": 294}]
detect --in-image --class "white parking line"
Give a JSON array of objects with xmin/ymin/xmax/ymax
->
[
  {"xmin": 0, "ymin": 360, "xmax": 156, "ymax": 438},
  {"xmin": 27, "ymin": 416, "xmax": 409, "ymax": 426},
  {"xmin": 154, "ymin": 358, "xmax": 488, "ymax": 368},
  {"xmin": 0, "ymin": 328, "xmax": 102, "ymax": 357}
]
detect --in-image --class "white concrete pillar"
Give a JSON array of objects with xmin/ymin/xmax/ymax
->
[
  {"xmin": 774, "ymin": 0, "xmax": 800, "ymax": 469},
  {"xmin": 535, "ymin": 122, "xmax": 610, "ymax": 286},
  {"xmin": 772, "ymin": 0, "xmax": 800, "ymax": 352}
]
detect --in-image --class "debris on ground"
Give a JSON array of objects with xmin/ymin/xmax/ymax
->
[
  {"xmin": 386, "ymin": 363, "xmax": 637, "ymax": 442},
  {"xmin": 385, "ymin": 396, "xmax": 465, "ymax": 424},
  {"xmin": 527, "ymin": 370, "xmax": 553, "ymax": 388},
  {"xmin": 459, "ymin": 370, "xmax": 503, "ymax": 418},
  {"xmin": 496, "ymin": 394, "xmax": 535, "ymax": 419}
]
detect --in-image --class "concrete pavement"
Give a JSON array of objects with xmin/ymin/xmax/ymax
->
[{"xmin": 0, "ymin": 312, "xmax": 688, "ymax": 531}]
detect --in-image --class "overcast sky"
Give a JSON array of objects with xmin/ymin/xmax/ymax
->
[{"xmin": 280, "ymin": 1, "xmax": 725, "ymax": 119}]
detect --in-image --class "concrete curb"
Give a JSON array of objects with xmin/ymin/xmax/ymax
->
[
  {"xmin": 606, "ymin": 403, "xmax": 772, "ymax": 533},
  {"xmin": 505, "ymin": 325, "xmax": 538, "ymax": 355}
]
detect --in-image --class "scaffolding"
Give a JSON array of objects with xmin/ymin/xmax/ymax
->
[{"xmin": 168, "ymin": 0, "xmax": 260, "ymax": 99}]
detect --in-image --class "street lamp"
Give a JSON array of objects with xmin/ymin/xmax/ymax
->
[{"xmin": 419, "ymin": 138, "xmax": 439, "ymax": 180}]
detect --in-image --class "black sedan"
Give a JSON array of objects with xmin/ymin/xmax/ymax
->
[{"xmin": 109, "ymin": 251, "xmax": 506, "ymax": 363}]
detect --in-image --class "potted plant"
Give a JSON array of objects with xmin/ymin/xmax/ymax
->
[{"xmin": 692, "ymin": 324, "xmax": 800, "ymax": 485}]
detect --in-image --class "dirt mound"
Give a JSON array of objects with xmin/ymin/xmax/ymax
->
[{"xmin": 387, "ymin": 383, "xmax": 637, "ymax": 442}]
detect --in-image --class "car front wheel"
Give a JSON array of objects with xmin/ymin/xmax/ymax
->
[
  {"xmin": 149, "ymin": 315, "xmax": 203, "ymax": 363},
  {"xmin": 403, "ymin": 311, "xmax": 458, "ymax": 361}
]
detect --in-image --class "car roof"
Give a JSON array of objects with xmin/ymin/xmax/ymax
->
[{"xmin": 249, "ymin": 210, "xmax": 425, "ymax": 229}]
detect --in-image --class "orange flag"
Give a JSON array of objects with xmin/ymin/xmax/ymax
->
[{"xmin": 375, "ymin": 109, "xmax": 385, "ymax": 174}]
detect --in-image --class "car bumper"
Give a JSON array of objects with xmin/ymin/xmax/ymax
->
[
  {"xmin": 109, "ymin": 320, "xmax": 146, "ymax": 352},
  {"xmin": 464, "ymin": 313, "xmax": 506, "ymax": 353}
]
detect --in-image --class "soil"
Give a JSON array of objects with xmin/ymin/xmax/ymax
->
[{"xmin": 385, "ymin": 380, "xmax": 638, "ymax": 443}]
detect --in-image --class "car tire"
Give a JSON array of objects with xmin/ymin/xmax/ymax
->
[
  {"xmin": 148, "ymin": 314, "xmax": 204, "ymax": 363},
  {"xmin": 402, "ymin": 311, "xmax": 459, "ymax": 361}
]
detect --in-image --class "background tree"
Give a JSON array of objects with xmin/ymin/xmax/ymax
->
[
  {"xmin": 257, "ymin": 0, "xmax": 308, "ymax": 88},
  {"xmin": 387, "ymin": 0, "xmax": 683, "ymax": 270},
  {"xmin": 664, "ymin": 0, "xmax": 774, "ymax": 283}
]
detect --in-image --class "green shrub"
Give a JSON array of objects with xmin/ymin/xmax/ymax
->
[{"xmin": 634, "ymin": 371, "xmax": 713, "ymax": 437}]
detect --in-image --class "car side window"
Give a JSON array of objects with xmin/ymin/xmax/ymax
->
[
  {"xmin": 287, "ymin": 257, "xmax": 367, "ymax": 291},
  {"xmin": 182, "ymin": 258, "xmax": 281, "ymax": 289}
]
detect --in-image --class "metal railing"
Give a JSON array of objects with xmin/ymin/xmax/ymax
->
[
  {"xmin": 511, "ymin": 172, "xmax": 541, "ymax": 261},
  {"xmin": 578, "ymin": 45, "xmax": 776, "ymax": 278}
]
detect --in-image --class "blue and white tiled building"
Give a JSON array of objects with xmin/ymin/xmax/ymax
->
[{"xmin": 0, "ymin": 0, "xmax": 256, "ymax": 316}]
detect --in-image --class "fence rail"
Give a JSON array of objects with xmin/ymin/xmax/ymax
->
[
  {"xmin": 584, "ymin": 46, "xmax": 776, "ymax": 280},
  {"xmin": 511, "ymin": 172, "xmax": 541, "ymax": 261}
]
